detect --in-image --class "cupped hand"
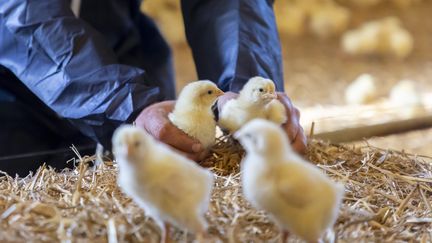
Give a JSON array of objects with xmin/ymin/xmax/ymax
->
[
  {"xmin": 135, "ymin": 101, "xmax": 207, "ymax": 161},
  {"xmin": 276, "ymin": 92, "xmax": 307, "ymax": 154}
]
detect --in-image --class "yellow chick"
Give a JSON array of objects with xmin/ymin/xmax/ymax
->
[
  {"xmin": 219, "ymin": 77, "xmax": 287, "ymax": 133},
  {"xmin": 341, "ymin": 17, "xmax": 413, "ymax": 59},
  {"xmin": 390, "ymin": 79, "xmax": 421, "ymax": 106},
  {"xmin": 345, "ymin": 73, "xmax": 378, "ymax": 105},
  {"xmin": 342, "ymin": 25, "xmax": 379, "ymax": 55},
  {"xmin": 389, "ymin": 79, "xmax": 425, "ymax": 117},
  {"xmin": 309, "ymin": 3, "xmax": 351, "ymax": 38},
  {"xmin": 112, "ymin": 125, "xmax": 214, "ymax": 243},
  {"xmin": 169, "ymin": 80, "xmax": 224, "ymax": 148},
  {"xmin": 235, "ymin": 119, "xmax": 344, "ymax": 243},
  {"xmin": 277, "ymin": 3, "xmax": 308, "ymax": 36},
  {"xmin": 388, "ymin": 28, "xmax": 414, "ymax": 59}
]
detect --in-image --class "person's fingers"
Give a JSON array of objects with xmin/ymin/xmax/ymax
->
[
  {"xmin": 199, "ymin": 149, "xmax": 210, "ymax": 161},
  {"xmin": 292, "ymin": 107, "xmax": 301, "ymax": 121},
  {"xmin": 181, "ymin": 151, "xmax": 201, "ymax": 161},
  {"xmin": 283, "ymin": 113, "xmax": 307, "ymax": 154},
  {"xmin": 277, "ymin": 93, "xmax": 300, "ymax": 122},
  {"xmin": 283, "ymin": 121, "xmax": 299, "ymax": 141},
  {"xmin": 179, "ymin": 149, "xmax": 208, "ymax": 162},
  {"xmin": 276, "ymin": 92, "xmax": 307, "ymax": 154},
  {"xmin": 276, "ymin": 92, "xmax": 293, "ymax": 110},
  {"xmin": 282, "ymin": 107, "xmax": 301, "ymax": 141},
  {"xmin": 291, "ymin": 127, "xmax": 307, "ymax": 155},
  {"xmin": 159, "ymin": 123, "xmax": 204, "ymax": 154}
]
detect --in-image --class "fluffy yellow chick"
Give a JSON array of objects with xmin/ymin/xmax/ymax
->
[
  {"xmin": 345, "ymin": 73, "xmax": 378, "ymax": 105},
  {"xmin": 277, "ymin": 3, "xmax": 307, "ymax": 36},
  {"xmin": 309, "ymin": 3, "xmax": 350, "ymax": 38},
  {"xmin": 169, "ymin": 80, "xmax": 224, "ymax": 148},
  {"xmin": 389, "ymin": 79, "xmax": 425, "ymax": 117},
  {"xmin": 341, "ymin": 17, "xmax": 413, "ymax": 59},
  {"xmin": 388, "ymin": 28, "xmax": 414, "ymax": 59},
  {"xmin": 235, "ymin": 119, "xmax": 344, "ymax": 243},
  {"xmin": 342, "ymin": 26, "xmax": 379, "ymax": 55},
  {"xmin": 112, "ymin": 125, "xmax": 214, "ymax": 243},
  {"xmin": 219, "ymin": 77, "xmax": 287, "ymax": 133},
  {"xmin": 390, "ymin": 79, "xmax": 421, "ymax": 105}
]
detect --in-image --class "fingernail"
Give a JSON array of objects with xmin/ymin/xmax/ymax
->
[{"xmin": 192, "ymin": 143, "xmax": 203, "ymax": 153}]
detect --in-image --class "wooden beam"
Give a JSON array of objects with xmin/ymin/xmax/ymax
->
[
  {"xmin": 311, "ymin": 114, "xmax": 432, "ymax": 143},
  {"xmin": 300, "ymin": 99, "xmax": 432, "ymax": 143}
]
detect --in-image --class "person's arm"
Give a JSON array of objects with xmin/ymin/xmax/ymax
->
[
  {"xmin": 0, "ymin": 0, "xmax": 161, "ymax": 148},
  {"xmin": 181, "ymin": 0, "xmax": 284, "ymax": 92}
]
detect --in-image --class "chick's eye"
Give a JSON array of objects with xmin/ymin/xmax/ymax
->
[
  {"xmin": 134, "ymin": 141, "xmax": 140, "ymax": 147},
  {"xmin": 259, "ymin": 88, "xmax": 264, "ymax": 92},
  {"xmin": 207, "ymin": 90, "xmax": 213, "ymax": 95}
]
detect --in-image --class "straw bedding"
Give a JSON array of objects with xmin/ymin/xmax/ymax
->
[{"xmin": 1, "ymin": 137, "xmax": 432, "ymax": 242}]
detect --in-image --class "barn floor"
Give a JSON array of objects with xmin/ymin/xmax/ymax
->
[
  {"xmin": 351, "ymin": 127, "xmax": 432, "ymax": 156},
  {"xmin": 1, "ymin": 138, "xmax": 432, "ymax": 242}
]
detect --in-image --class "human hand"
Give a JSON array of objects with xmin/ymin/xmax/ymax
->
[
  {"xmin": 135, "ymin": 101, "xmax": 207, "ymax": 161},
  {"xmin": 276, "ymin": 92, "xmax": 307, "ymax": 154}
]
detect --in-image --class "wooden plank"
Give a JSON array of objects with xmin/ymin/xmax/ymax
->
[
  {"xmin": 300, "ymin": 99, "xmax": 432, "ymax": 143},
  {"xmin": 312, "ymin": 114, "xmax": 432, "ymax": 143}
]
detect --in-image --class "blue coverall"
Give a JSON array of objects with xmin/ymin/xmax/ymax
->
[{"xmin": 0, "ymin": 0, "xmax": 284, "ymax": 175}]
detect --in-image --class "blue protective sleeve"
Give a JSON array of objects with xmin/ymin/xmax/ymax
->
[
  {"xmin": 181, "ymin": 0, "xmax": 284, "ymax": 92},
  {"xmin": 0, "ymin": 0, "xmax": 162, "ymax": 147}
]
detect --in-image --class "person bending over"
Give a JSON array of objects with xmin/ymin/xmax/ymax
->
[{"xmin": 0, "ymin": 0, "xmax": 306, "ymax": 175}]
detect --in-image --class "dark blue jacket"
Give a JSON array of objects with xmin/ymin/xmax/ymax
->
[{"xmin": 0, "ymin": 0, "xmax": 283, "ymax": 148}]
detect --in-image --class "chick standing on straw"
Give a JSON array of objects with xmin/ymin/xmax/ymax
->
[
  {"xmin": 235, "ymin": 119, "xmax": 344, "ymax": 243},
  {"xmin": 112, "ymin": 125, "xmax": 214, "ymax": 243}
]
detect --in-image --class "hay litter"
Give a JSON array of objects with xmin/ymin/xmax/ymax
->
[{"xmin": 1, "ymin": 137, "xmax": 432, "ymax": 242}]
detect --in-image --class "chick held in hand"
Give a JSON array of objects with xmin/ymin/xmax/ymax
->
[
  {"xmin": 112, "ymin": 125, "xmax": 214, "ymax": 242},
  {"xmin": 219, "ymin": 76, "xmax": 287, "ymax": 133},
  {"xmin": 235, "ymin": 119, "xmax": 344, "ymax": 243},
  {"xmin": 169, "ymin": 80, "xmax": 224, "ymax": 149}
]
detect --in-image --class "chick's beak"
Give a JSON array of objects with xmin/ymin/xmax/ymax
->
[
  {"xmin": 215, "ymin": 89, "xmax": 224, "ymax": 97},
  {"xmin": 262, "ymin": 92, "xmax": 277, "ymax": 100}
]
